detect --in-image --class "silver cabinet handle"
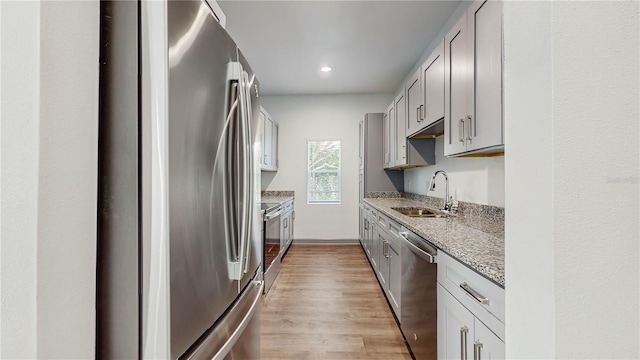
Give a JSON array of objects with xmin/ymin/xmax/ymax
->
[
  {"xmin": 416, "ymin": 107, "xmax": 421, "ymax": 123},
  {"xmin": 383, "ymin": 240, "xmax": 389, "ymax": 258},
  {"xmin": 460, "ymin": 326, "xmax": 469, "ymax": 360},
  {"xmin": 474, "ymin": 340, "xmax": 483, "ymax": 360},
  {"xmin": 459, "ymin": 118, "xmax": 465, "ymax": 143},
  {"xmin": 460, "ymin": 282, "xmax": 490, "ymax": 305},
  {"xmin": 420, "ymin": 104, "xmax": 425, "ymax": 120},
  {"xmin": 466, "ymin": 115, "xmax": 472, "ymax": 141}
]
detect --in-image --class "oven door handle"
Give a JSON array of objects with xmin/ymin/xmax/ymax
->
[{"xmin": 265, "ymin": 209, "xmax": 282, "ymax": 220}]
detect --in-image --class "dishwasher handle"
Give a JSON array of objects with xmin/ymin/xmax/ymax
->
[{"xmin": 399, "ymin": 231, "xmax": 437, "ymax": 263}]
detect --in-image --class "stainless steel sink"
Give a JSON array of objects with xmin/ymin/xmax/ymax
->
[{"xmin": 391, "ymin": 207, "xmax": 447, "ymax": 218}]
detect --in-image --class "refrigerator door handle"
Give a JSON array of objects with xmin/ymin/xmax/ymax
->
[
  {"xmin": 224, "ymin": 62, "xmax": 246, "ymax": 280},
  {"xmin": 241, "ymin": 70, "xmax": 254, "ymax": 274},
  {"xmin": 237, "ymin": 67, "xmax": 251, "ymax": 275}
]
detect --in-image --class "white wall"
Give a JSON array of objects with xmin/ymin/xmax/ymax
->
[
  {"xmin": 0, "ymin": 1, "xmax": 99, "ymax": 358},
  {"xmin": 404, "ymin": 138, "xmax": 505, "ymax": 207},
  {"xmin": 0, "ymin": 2, "xmax": 40, "ymax": 357},
  {"xmin": 505, "ymin": 2, "xmax": 640, "ymax": 359},
  {"xmin": 260, "ymin": 94, "xmax": 393, "ymax": 240}
]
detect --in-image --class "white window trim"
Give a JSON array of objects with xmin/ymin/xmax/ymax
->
[{"xmin": 307, "ymin": 140, "xmax": 342, "ymax": 205}]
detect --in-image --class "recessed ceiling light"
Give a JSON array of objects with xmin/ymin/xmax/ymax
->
[{"xmin": 321, "ymin": 66, "xmax": 332, "ymax": 73}]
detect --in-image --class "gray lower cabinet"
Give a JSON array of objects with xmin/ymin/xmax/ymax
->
[
  {"xmin": 438, "ymin": 285, "xmax": 504, "ymax": 360},
  {"xmin": 280, "ymin": 199, "xmax": 294, "ymax": 256},
  {"xmin": 437, "ymin": 251, "xmax": 505, "ymax": 359},
  {"xmin": 362, "ymin": 208, "xmax": 402, "ymax": 320}
]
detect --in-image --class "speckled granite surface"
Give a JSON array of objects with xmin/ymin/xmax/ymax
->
[
  {"xmin": 261, "ymin": 190, "xmax": 294, "ymax": 205},
  {"xmin": 262, "ymin": 190, "xmax": 295, "ymax": 197},
  {"xmin": 364, "ymin": 197, "xmax": 505, "ymax": 287},
  {"xmin": 364, "ymin": 191, "xmax": 402, "ymax": 198}
]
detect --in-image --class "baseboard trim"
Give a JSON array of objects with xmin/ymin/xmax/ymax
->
[{"xmin": 292, "ymin": 239, "xmax": 360, "ymax": 245}]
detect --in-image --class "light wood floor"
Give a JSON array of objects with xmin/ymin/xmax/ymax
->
[{"xmin": 260, "ymin": 244, "xmax": 412, "ymax": 359}]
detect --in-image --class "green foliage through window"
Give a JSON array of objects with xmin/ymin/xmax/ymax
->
[{"xmin": 307, "ymin": 140, "xmax": 341, "ymax": 204}]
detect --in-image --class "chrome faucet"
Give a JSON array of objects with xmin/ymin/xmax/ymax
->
[{"xmin": 428, "ymin": 170, "xmax": 454, "ymax": 212}]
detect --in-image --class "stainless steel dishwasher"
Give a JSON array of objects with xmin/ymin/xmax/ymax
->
[{"xmin": 399, "ymin": 229, "xmax": 438, "ymax": 360}]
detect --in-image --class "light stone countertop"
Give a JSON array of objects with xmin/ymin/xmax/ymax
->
[
  {"xmin": 261, "ymin": 195, "xmax": 294, "ymax": 204},
  {"xmin": 364, "ymin": 197, "xmax": 505, "ymax": 287}
]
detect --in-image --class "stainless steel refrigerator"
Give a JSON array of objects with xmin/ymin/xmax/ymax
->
[{"xmin": 97, "ymin": 0, "xmax": 263, "ymax": 358}]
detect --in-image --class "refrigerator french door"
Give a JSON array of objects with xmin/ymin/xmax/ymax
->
[{"xmin": 97, "ymin": 0, "xmax": 263, "ymax": 358}]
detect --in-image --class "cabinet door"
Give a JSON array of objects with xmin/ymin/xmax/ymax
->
[
  {"xmin": 468, "ymin": 0, "xmax": 503, "ymax": 151},
  {"xmin": 382, "ymin": 112, "xmax": 390, "ymax": 168},
  {"xmin": 474, "ymin": 320, "xmax": 505, "ymax": 360},
  {"xmin": 359, "ymin": 120, "xmax": 365, "ymax": 170},
  {"xmin": 387, "ymin": 239, "xmax": 402, "ymax": 318},
  {"xmin": 385, "ymin": 102, "xmax": 395, "ymax": 168},
  {"xmin": 438, "ymin": 284, "xmax": 474, "ymax": 360},
  {"xmin": 444, "ymin": 15, "xmax": 469, "ymax": 156},
  {"xmin": 272, "ymin": 121, "xmax": 279, "ymax": 170},
  {"xmin": 259, "ymin": 110, "xmax": 268, "ymax": 168},
  {"xmin": 422, "ymin": 40, "xmax": 445, "ymax": 127},
  {"xmin": 263, "ymin": 114, "xmax": 273, "ymax": 167},
  {"xmin": 377, "ymin": 232, "xmax": 390, "ymax": 287},
  {"xmin": 370, "ymin": 221, "xmax": 379, "ymax": 269},
  {"xmin": 394, "ymin": 89, "xmax": 407, "ymax": 166},
  {"xmin": 406, "ymin": 69, "xmax": 422, "ymax": 137}
]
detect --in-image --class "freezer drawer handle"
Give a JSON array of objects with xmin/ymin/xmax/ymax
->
[{"xmin": 460, "ymin": 282, "xmax": 490, "ymax": 305}]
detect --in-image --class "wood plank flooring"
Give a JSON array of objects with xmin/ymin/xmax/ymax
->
[{"xmin": 261, "ymin": 244, "xmax": 412, "ymax": 359}]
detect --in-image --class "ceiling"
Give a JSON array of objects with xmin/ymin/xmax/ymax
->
[{"xmin": 217, "ymin": 1, "xmax": 463, "ymax": 96}]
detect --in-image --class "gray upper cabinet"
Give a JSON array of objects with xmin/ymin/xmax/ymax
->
[
  {"xmin": 406, "ymin": 69, "xmax": 422, "ymax": 137},
  {"xmin": 445, "ymin": 0, "xmax": 503, "ymax": 156},
  {"xmin": 405, "ymin": 41, "xmax": 446, "ymax": 139},
  {"xmin": 444, "ymin": 15, "xmax": 469, "ymax": 156},
  {"xmin": 359, "ymin": 113, "xmax": 403, "ymax": 200},
  {"xmin": 260, "ymin": 106, "xmax": 279, "ymax": 171},
  {"xmin": 386, "ymin": 88, "xmax": 436, "ymax": 171},
  {"xmin": 468, "ymin": 0, "xmax": 503, "ymax": 152},
  {"xmin": 383, "ymin": 102, "xmax": 395, "ymax": 169},
  {"xmin": 394, "ymin": 88, "xmax": 407, "ymax": 167},
  {"xmin": 421, "ymin": 40, "xmax": 445, "ymax": 129}
]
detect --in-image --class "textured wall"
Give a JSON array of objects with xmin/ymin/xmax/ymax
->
[
  {"xmin": 0, "ymin": 1, "xmax": 99, "ymax": 358},
  {"xmin": 505, "ymin": 1, "xmax": 640, "ymax": 358},
  {"xmin": 0, "ymin": 2, "xmax": 40, "ymax": 357}
]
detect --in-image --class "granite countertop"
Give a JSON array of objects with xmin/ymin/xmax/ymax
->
[
  {"xmin": 261, "ymin": 190, "xmax": 295, "ymax": 207},
  {"xmin": 364, "ymin": 197, "xmax": 505, "ymax": 287}
]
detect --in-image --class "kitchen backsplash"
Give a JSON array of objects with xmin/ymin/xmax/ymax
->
[
  {"xmin": 368, "ymin": 192, "xmax": 504, "ymax": 226},
  {"xmin": 364, "ymin": 191, "xmax": 402, "ymax": 199}
]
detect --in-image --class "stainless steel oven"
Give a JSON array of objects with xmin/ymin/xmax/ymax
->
[{"xmin": 262, "ymin": 204, "xmax": 282, "ymax": 294}]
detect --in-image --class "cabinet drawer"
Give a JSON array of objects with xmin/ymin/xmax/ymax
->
[
  {"xmin": 388, "ymin": 218, "xmax": 402, "ymax": 239},
  {"xmin": 283, "ymin": 200, "xmax": 293, "ymax": 212},
  {"xmin": 437, "ymin": 251, "xmax": 505, "ymax": 339},
  {"xmin": 376, "ymin": 212, "xmax": 388, "ymax": 232}
]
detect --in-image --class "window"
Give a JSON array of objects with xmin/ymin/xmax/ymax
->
[{"xmin": 307, "ymin": 140, "xmax": 341, "ymax": 204}]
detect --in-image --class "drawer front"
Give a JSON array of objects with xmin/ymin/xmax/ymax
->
[
  {"xmin": 388, "ymin": 218, "xmax": 403, "ymax": 239},
  {"xmin": 283, "ymin": 200, "xmax": 293, "ymax": 212},
  {"xmin": 377, "ymin": 212, "xmax": 388, "ymax": 232},
  {"xmin": 437, "ymin": 252, "xmax": 505, "ymax": 337}
]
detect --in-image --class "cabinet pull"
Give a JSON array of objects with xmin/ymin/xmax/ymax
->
[
  {"xmin": 364, "ymin": 219, "xmax": 369, "ymax": 230},
  {"xmin": 416, "ymin": 107, "xmax": 422, "ymax": 123},
  {"xmin": 460, "ymin": 326, "xmax": 469, "ymax": 360},
  {"xmin": 384, "ymin": 241, "xmax": 389, "ymax": 258},
  {"xmin": 460, "ymin": 282, "xmax": 490, "ymax": 305},
  {"xmin": 474, "ymin": 340, "xmax": 483, "ymax": 360},
  {"xmin": 420, "ymin": 104, "xmax": 425, "ymax": 120},
  {"xmin": 459, "ymin": 118, "xmax": 465, "ymax": 143},
  {"xmin": 466, "ymin": 115, "xmax": 472, "ymax": 141}
]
